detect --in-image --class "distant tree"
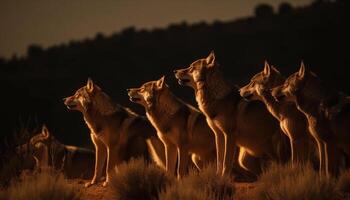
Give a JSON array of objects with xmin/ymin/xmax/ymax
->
[
  {"xmin": 27, "ymin": 44, "xmax": 43, "ymax": 58},
  {"xmin": 0, "ymin": 57, "xmax": 5, "ymax": 65},
  {"xmin": 95, "ymin": 32, "xmax": 105, "ymax": 41},
  {"xmin": 278, "ymin": 2, "xmax": 293, "ymax": 15},
  {"xmin": 10, "ymin": 54, "xmax": 18, "ymax": 62},
  {"xmin": 121, "ymin": 27, "xmax": 136, "ymax": 37},
  {"xmin": 254, "ymin": 3, "xmax": 274, "ymax": 18}
]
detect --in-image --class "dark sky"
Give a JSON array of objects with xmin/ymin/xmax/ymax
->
[{"xmin": 0, "ymin": 0, "xmax": 312, "ymax": 58}]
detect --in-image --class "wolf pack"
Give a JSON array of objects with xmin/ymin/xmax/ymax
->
[{"xmin": 16, "ymin": 51, "xmax": 350, "ymax": 187}]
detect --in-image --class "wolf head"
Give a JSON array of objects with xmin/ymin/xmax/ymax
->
[
  {"xmin": 272, "ymin": 62, "xmax": 310, "ymax": 103},
  {"xmin": 240, "ymin": 61, "xmax": 284, "ymax": 100},
  {"xmin": 174, "ymin": 51, "xmax": 218, "ymax": 90},
  {"xmin": 63, "ymin": 78, "xmax": 104, "ymax": 113},
  {"xmin": 16, "ymin": 125, "xmax": 56, "ymax": 168},
  {"xmin": 127, "ymin": 76, "xmax": 167, "ymax": 109}
]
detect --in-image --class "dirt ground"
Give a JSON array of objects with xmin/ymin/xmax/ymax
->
[
  {"xmin": 68, "ymin": 179, "xmax": 255, "ymax": 200},
  {"xmin": 68, "ymin": 179, "xmax": 111, "ymax": 200}
]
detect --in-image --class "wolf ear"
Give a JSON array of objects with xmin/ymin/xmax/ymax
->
[
  {"xmin": 297, "ymin": 61, "xmax": 306, "ymax": 79},
  {"xmin": 263, "ymin": 60, "xmax": 271, "ymax": 76},
  {"xmin": 156, "ymin": 76, "xmax": 165, "ymax": 89},
  {"xmin": 42, "ymin": 125, "xmax": 50, "ymax": 138},
  {"xmin": 86, "ymin": 78, "xmax": 94, "ymax": 93},
  {"xmin": 206, "ymin": 51, "xmax": 216, "ymax": 66}
]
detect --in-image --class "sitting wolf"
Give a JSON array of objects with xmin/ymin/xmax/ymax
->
[
  {"xmin": 16, "ymin": 125, "xmax": 95, "ymax": 179},
  {"xmin": 174, "ymin": 52, "xmax": 289, "ymax": 176},
  {"xmin": 127, "ymin": 77, "xmax": 216, "ymax": 178},
  {"xmin": 63, "ymin": 78, "xmax": 166, "ymax": 187}
]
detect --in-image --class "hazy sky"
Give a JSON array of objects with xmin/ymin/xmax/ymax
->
[{"xmin": 0, "ymin": 0, "xmax": 312, "ymax": 58}]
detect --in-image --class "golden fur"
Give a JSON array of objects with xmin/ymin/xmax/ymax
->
[
  {"xmin": 272, "ymin": 62, "xmax": 350, "ymax": 176},
  {"xmin": 127, "ymin": 77, "xmax": 216, "ymax": 178},
  {"xmin": 174, "ymin": 52, "xmax": 289, "ymax": 176},
  {"xmin": 16, "ymin": 125, "xmax": 95, "ymax": 179},
  {"xmin": 240, "ymin": 62, "xmax": 313, "ymax": 164},
  {"xmin": 64, "ymin": 79, "xmax": 166, "ymax": 186}
]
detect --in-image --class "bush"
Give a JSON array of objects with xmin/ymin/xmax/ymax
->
[
  {"xmin": 250, "ymin": 162, "xmax": 337, "ymax": 200},
  {"xmin": 160, "ymin": 164, "xmax": 234, "ymax": 200},
  {"xmin": 110, "ymin": 158, "xmax": 173, "ymax": 200},
  {"xmin": 1, "ymin": 170, "xmax": 79, "ymax": 200}
]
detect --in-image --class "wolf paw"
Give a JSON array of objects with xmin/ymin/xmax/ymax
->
[
  {"xmin": 102, "ymin": 181, "xmax": 108, "ymax": 187},
  {"xmin": 84, "ymin": 180, "xmax": 96, "ymax": 188}
]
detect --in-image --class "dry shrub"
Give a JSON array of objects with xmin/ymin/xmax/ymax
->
[
  {"xmin": 110, "ymin": 158, "xmax": 173, "ymax": 200},
  {"xmin": 250, "ymin": 162, "xmax": 338, "ymax": 200},
  {"xmin": 160, "ymin": 164, "xmax": 234, "ymax": 200},
  {"xmin": 1, "ymin": 170, "xmax": 80, "ymax": 200}
]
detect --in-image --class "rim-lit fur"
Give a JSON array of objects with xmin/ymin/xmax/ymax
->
[
  {"xmin": 240, "ymin": 61, "xmax": 313, "ymax": 165},
  {"xmin": 63, "ymin": 78, "xmax": 166, "ymax": 187},
  {"xmin": 128, "ymin": 76, "xmax": 216, "ymax": 178},
  {"xmin": 271, "ymin": 63, "xmax": 350, "ymax": 177},
  {"xmin": 16, "ymin": 125, "xmax": 95, "ymax": 179},
  {"xmin": 174, "ymin": 52, "xmax": 289, "ymax": 176}
]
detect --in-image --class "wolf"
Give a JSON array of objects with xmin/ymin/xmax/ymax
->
[
  {"xmin": 16, "ymin": 125, "xmax": 95, "ymax": 179},
  {"xmin": 63, "ymin": 78, "xmax": 166, "ymax": 187},
  {"xmin": 272, "ymin": 62, "xmax": 350, "ymax": 176},
  {"xmin": 239, "ymin": 61, "xmax": 313, "ymax": 164},
  {"xmin": 174, "ymin": 52, "xmax": 288, "ymax": 176},
  {"xmin": 127, "ymin": 76, "xmax": 217, "ymax": 178}
]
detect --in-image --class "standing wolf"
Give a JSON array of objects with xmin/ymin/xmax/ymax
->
[
  {"xmin": 240, "ymin": 62, "xmax": 312, "ymax": 164},
  {"xmin": 272, "ymin": 62, "xmax": 350, "ymax": 176},
  {"xmin": 174, "ymin": 52, "xmax": 288, "ymax": 176},
  {"xmin": 127, "ymin": 77, "xmax": 217, "ymax": 178},
  {"xmin": 16, "ymin": 125, "xmax": 95, "ymax": 179},
  {"xmin": 64, "ymin": 78, "xmax": 166, "ymax": 187}
]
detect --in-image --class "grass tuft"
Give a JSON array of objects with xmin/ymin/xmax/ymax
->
[
  {"xmin": 160, "ymin": 164, "xmax": 234, "ymax": 200},
  {"xmin": 110, "ymin": 158, "xmax": 174, "ymax": 200}
]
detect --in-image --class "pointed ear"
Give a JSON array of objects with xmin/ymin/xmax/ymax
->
[
  {"xmin": 156, "ymin": 76, "xmax": 165, "ymax": 89},
  {"xmin": 206, "ymin": 51, "xmax": 216, "ymax": 66},
  {"xmin": 263, "ymin": 60, "xmax": 271, "ymax": 76},
  {"xmin": 86, "ymin": 78, "xmax": 94, "ymax": 93},
  {"xmin": 297, "ymin": 61, "xmax": 306, "ymax": 79},
  {"xmin": 42, "ymin": 125, "xmax": 50, "ymax": 138}
]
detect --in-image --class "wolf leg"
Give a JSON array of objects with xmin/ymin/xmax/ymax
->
[
  {"xmin": 315, "ymin": 139, "xmax": 326, "ymax": 176},
  {"xmin": 146, "ymin": 137, "xmax": 166, "ymax": 170},
  {"xmin": 325, "ymin": 141, "xmax": 341, "ymax": 177},
  {"xmin": 85, "ymin": 134, "xmax": 106, "ymax": 187},
  {"xmin": 177, "ymin": 146, "xmax": 190, "ymax": 179},
  {"xmin": 103, "ymin": 145, "xmax": 124, "ymax": 187},
  {"xmin": 191, "ymin": 154, "xmax": 203, "ymax": 170},
  {"xmin": 164, "ymin": 142, "xmax": 177, "ymax": 176},
  {"xmin": 206, "ymin": 119, "xmax": 225, "ymax": 175},
  {"xmin": 222, "ymin": 130, "xmax": 236, "ymax": 176}
]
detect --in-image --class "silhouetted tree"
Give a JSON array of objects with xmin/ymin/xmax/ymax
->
[
  {"xmin": 95, "ymin": 32, "xmax": 105, "ymax": 41},
  {"xmin": 278, "ymin": 2, "xmax": 293, "ymax": 15},
  {"xmin": 0, "ymin": 57, "xmax": 5, "ymax": 66},
  {"xmin": 27, "ymin": 44, "xmax": 43, "ymax": 58},
  {"xmin": 255, "ymin": 3, "xmax": 274, "ymax": 18}
]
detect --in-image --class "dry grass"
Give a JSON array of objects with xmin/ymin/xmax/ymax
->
[
  {"xmin": 109, "ymin": 158, "xmax": 173, "ymax": 200},
  {"xmin": 159, "ymin": 164, "xmax": 235, "ymax": 200},
  {"xmin": 337, "ymin": 170, "xmax": 350, "ymax": 194},
  {"xmin": 250, "ymin": 162, "xmax": 338, "ymax": 200},
  {"xmin": 0, "ymin": 170, "xmax": 80, "ymax": 200}
]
